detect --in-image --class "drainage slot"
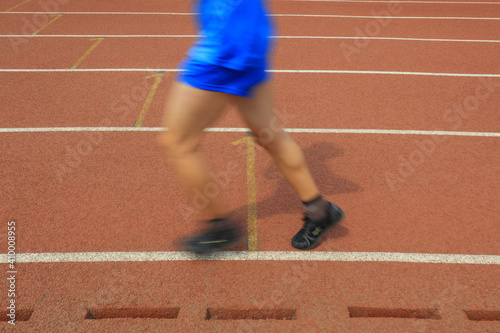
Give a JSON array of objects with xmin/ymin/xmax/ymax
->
[
  {"xmin": 1, "ymin": 309, "xmax": 33, "ymax": 322},
  {"xmin": 348, "ymin": 306, "xmax": 441, "ymax": 320},
  {"xmin": 85, "ymin": 307, "xmax": 179, "ymax": 320},
  {"xmin": 206, "ymin": 308, "xmax": 296, "ymax": 320},
  {"xmin": 464, "ymin": 310, "xmax": 500, "ymax": 321}
]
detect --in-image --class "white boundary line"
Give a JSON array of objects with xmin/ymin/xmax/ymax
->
[
  {"xmin": 1, "ymin": 127, "xmax": 499, "ymax": 137},
  {"xmin": 1, "ymin": 69, "xmax": 500, "ymax": 77},
  {"xmin": 272, "ymin": 70, "xmax": 500, "ymax": 77},
  {"xmin": 285, "ymin": 1, "xmax": 500, "ymax": 3},
  {"xmin": 272, "ymin": 14, "xmax": 500, "ymax": 19},
  {"xmin": 277, "ymin": 36, "xmax": 500, "ymax": 42},
  {"xmin": 0, "ymin": 34, "xmax": 200, "ymax": 38},
  {"xmin": 0, "ymin": 251, "xmax": 498, "ymax": 264},
  {"xmin": 2, "ymin": 35, "xmax": 500, "ymax": 43},
  {"xmin": 3, "ymin": 12, "xmax": 500, "ymax": 20}
]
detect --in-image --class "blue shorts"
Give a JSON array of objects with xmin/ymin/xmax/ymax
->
[{"xmin": 176, "ymin": 58, "xmax": 269, "ymax": 98}]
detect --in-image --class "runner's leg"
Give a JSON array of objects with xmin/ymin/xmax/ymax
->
[
  {"xmin": 158, "ymin": 81, "xmax": 230, "ymax": 220},
  {"xmin": 233, "ymin": 81, "xmax": 320, "ymax": 202},
  {"xmin": 234, "ymin": 81, "xmax": 344, "ymax": 250}
]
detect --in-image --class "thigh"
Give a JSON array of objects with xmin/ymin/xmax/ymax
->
[
  {"xmin": 233, "ymin": 81, "xmax": 284, "ymax": 140},
  {"xmin": 163, "ymin": 81, "xmax": 229, "ymax": 143}
]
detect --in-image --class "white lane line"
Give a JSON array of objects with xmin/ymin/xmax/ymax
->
[
  {"xmin": 0, "ymin": 34, "xmax": 199, "ymax": 38},
  {"xmin": 1, "ymin": 127, "xmax": 499, "ymax": 137},
  {"xmin": 0, "ymin": 68, "xmax": 181, "ymax": 72},
  {"xmin": 1, "ymin": 69, "xmax": 499, "ymax": 77},
  {"xmin": 285, "ymin": 1, "xmax": 500, "ymax": 4},
  {"xmin": 272, "ymin": 70, "xmax": 500, "ymax": 77},
  {"xmin": 0, "ymin": 251, "xmax": 498, "ymax": 264},
  {"xmin": 2, "ymin": 35, "xmax": 500, "ymax": 43},
  {"xmin": 272, "ymin": 14, "xmax": 500, "ymax": 20},
  {"xmin": 4, "ymin": 11, "xmax": 195, "ymax": 15},
  {"xmin": 277, "ymin": 36, "xmax": 500, "ymax": 42},
  {"xmin": 3, "ymin": 12, "xmax": 500, "ymax": 19}
]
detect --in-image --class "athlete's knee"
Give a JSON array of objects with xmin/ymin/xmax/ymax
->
[
  {"xmin": 157, "ymin": 131, "xmax": 198, "ymax": 157},
  {"xmin": 253, "ymin": 127, "xmax": 288, "ymax": 152},
  {"xmin": 157, "ymin": 131, "xmax": 175, "ymax": 154}
]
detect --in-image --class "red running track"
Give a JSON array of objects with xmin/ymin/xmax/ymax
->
[{"xmin": 1, "ymin": 0, "xmax": 499, "ymax": 332}]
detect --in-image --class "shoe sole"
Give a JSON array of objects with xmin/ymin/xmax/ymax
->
[
  {"xmin": 186, "ymin": 238, "xmax": 241, "ymax": 255},
  {"xmin": 178, "ymin": 228, "xmax": 243, "ymax": 255}
]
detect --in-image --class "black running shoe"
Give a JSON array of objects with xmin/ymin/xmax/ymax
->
[
  {"xmin": 182, "ymin": 219, "xmax": 242, "ymax": 255},
  {"xmin": 291, "ymin": 202, "xmax": 344, "ymax": 250}
]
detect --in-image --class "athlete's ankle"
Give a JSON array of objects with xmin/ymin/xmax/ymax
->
[{"xmin": 302, "ymin": 195, "xmax": 329, "ymax": 220}]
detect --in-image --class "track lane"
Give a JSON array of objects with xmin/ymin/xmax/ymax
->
[
  {"xmin": 1, "ymin": 132, "xmax": 248, "ymax": 254},
  {"xmin": 0, "ymin": 72, "xmax": 172, "ymax": 128},
  {"xmin": 2, "ymin": 73, "xmax": 499, "ymax": 134},
  {"xmin": 13, "ymin": 0, "xmax": 192, "ymax": 14},
  {"xmin": 255, "ymin": 133, "xmax": 499, "ymax": 254},
  {"xmin": 2, "ymin": 14, "xmax": 500, "ymax": 40},
  {"xmin": 0, "ymin": 37, "xmax": 106, "ymax": 69},
  {"xmin": 276, "ymin": 16, "xmax": 500, "ymax": 39},
  {"xmin": 270, "ymin": 0, "xmax": 500, "ymax": 17},
  {"xmin": 1, "ymin": 0, "xmax": 29, "ymax": 12},
  {"xmin": 1, "ymin": 132, "xmax": 498, "ymax": 255},
  {"xmin": 3, "ymin": 36, "xmax": 499, "ymax": 74},
  {"xmin": 8, "ymin": 0, "xmax": 500, "ymax": 17},
  {"xmin": 0, "ymin": 14, "xmax": 195, "ymax": 36}
]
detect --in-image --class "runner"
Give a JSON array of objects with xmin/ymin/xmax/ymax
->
[{"xmin": 158, "ymin": 0, "xmax": 344, "ymax": 254}]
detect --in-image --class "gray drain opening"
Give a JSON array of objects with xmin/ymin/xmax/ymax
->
[
  {"xmin": 1, "ymin": 309, "xmax": 34, "ymax": 322},
  {"xmin": 348, "ymin": 306, "xmax": 441, "ymax": 320},
  {"xmin": 206, "ymin": 308, "xmax": 296, "ymax": 320},
  {"xmin": 464, "ymin": 310, "xmax": 500, "ymax": 321},
  {"xmin": 85, "ymin": 307, "xmax": 180, "ymax": 320}
]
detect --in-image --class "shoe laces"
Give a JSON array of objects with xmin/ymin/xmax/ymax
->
[{"xmin": 301, "ymin": 214, "xmax": 317, "ymax": 233}]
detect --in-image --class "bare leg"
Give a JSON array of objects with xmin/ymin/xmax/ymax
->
[
  {"xmin": 158, "ymin": 82, "xmax": 230, "ymax": 220},
  {"xmin": 234, "ymin": 81, "xmax": 344, "ymax": 251},
  {"xmin": 233, "ymin": 81, "xmax": 320, "ymax": 202}
]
